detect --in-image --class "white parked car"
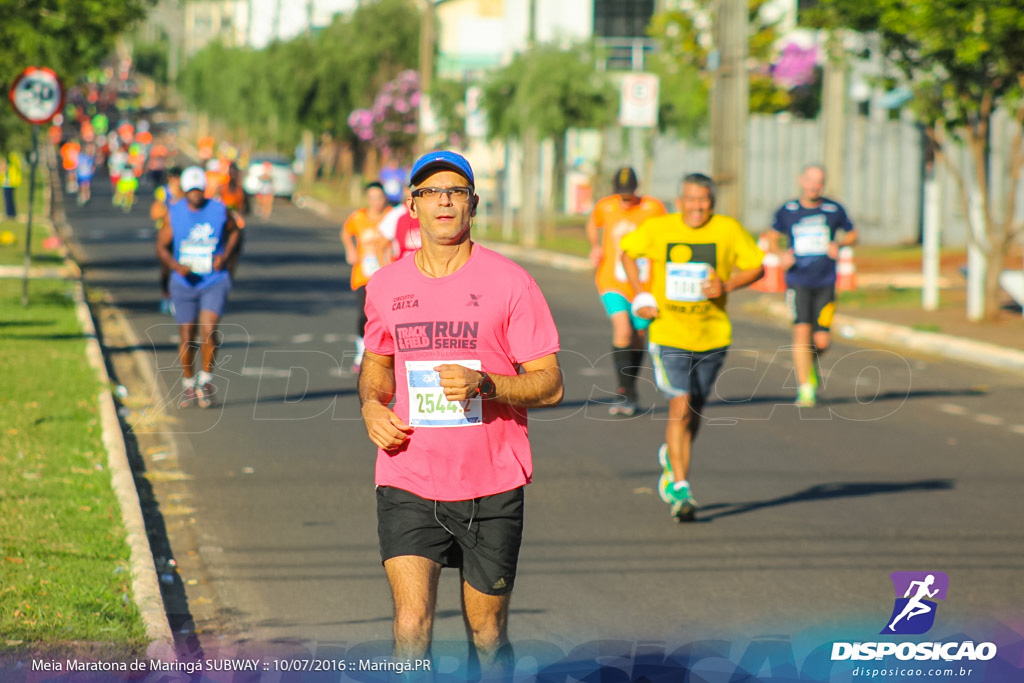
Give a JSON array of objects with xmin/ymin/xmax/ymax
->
[{"xmin": 243, "ymin": 156, "xmax": 298, "ymax": 199}]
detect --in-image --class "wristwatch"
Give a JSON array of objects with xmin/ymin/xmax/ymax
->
[{"xmin": 477, "ymin": 372, "xmax": 496, "ymax": 399}]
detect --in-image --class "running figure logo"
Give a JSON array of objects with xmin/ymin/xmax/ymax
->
[{"xmin": 881, "ymin": 571, "xmax": 949, "ymax": 635}]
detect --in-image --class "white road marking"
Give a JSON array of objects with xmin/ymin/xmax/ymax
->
[
  {"xmin": 975, "ymin": 414, "xmax": 1005, "ymax": 426},
  {"xmin": 938, "ymin": 403, "xmax": 969, "ymax": 416},
  {"xmin": 1009, "ymin": 425, "xmax": 1024, "ymax": 436},
  {"xmin": 291, "ymin": 333, "xmax": 314, "ymax": 344},
  {"xmin": 241, "ymin": 367, "xmax": 292, "ymax": 378}
]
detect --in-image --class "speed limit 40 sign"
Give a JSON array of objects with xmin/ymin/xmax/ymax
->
[{"xmin": 9, "ymin": 66, "xmax": 65, "ymax": 125}]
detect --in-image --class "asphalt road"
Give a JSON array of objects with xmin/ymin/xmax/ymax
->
[{"xmin": 61, "ymin": 174, "xmax": 1024, "ymax": 673}]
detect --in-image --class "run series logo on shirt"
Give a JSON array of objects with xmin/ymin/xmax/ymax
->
[{"xmin": 395, "ymin": 321, "xmax": 479, "ymax": 351}]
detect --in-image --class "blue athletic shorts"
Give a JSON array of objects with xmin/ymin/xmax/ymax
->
[
  {"xmin": 170, "ymin": 277, "xmax": 231, "ymax": 324},
  {"xmin": 649, "ymin": 343, "xmax": 728, "ymax": 404},
  {"xmin": 600, "ymin": 291, "xmax": 652, "ymax": 331}
]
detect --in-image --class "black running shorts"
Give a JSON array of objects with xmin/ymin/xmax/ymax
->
[
  {"xmin": 376, "ymin": 485, "xmax": 525, "ymax": 596},
  {"xmin": 786, "ymin": 285, "xmax": 836, "ymax": 331}
]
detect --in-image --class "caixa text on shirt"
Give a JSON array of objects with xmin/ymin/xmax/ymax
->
[{"xmin": 396, "ymin": 321, "xmax": 479, "ymax": 351}]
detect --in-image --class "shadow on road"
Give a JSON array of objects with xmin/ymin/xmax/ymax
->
[{"xmin": 699, "ymin": 479, "xmax": 954, "ymax": 522}]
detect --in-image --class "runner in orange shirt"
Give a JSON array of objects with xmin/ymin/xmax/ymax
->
[
  {"xmin": 219, "ymin": 162, "xmax": 249, "ymax": 279},
  {"xmin": 341, "ymin": 181, "xmax": 391, "ymax": 373},
  {"xmin": 586, "ymin": 167, "xmax": 667, "ymax": 415},
  {"xmin": 60, "ymin": 139, "xmax": 81, "ymax": 193}
]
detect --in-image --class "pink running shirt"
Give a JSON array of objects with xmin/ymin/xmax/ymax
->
[{"xmin": 363, "ymin": 245, "xmax": 560, "ymax": 501}]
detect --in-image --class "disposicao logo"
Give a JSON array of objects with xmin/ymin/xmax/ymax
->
[
  {"xmin": 882, "ymin": 571, "xmax": 948, "ymax": 635},
  {"xmin": 831, "ymin": 571, "xmax": 998, "ymax": 663}
]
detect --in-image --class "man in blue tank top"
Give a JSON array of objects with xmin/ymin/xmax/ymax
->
[
  {"xmin": 156, "ymin": 166, "xmax": 240, "ymax": 408},
  {"xmin": 768, "ymin": 164, "xmax": 858, "ymax": 408}
]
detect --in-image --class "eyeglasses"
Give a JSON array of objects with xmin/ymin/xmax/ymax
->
[{"xmin": 410, "ymin": 186, "xmax": 473, "ymax": 202}]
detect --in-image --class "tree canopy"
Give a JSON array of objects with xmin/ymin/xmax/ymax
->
[
  {"xmin": 480, "ymin": 42, "xmax": 617, "ymax": 142},
  {"xmin": 809, "ymin": 0, "xmax": 1024, "ymax": 320},
  {"xmin": 176, "ymin": 0, "xmax": 420, "ymax": 151}
]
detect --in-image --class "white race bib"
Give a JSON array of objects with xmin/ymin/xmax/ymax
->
[
  {"xmin": 615, "ymin": 254, "xmax": 651, "ymax": 284},
  {"xmin": 180, "ymin": 243, "xmax": 214, "ymax": 274},
  {"xmin": 405, "ymin": 360, "xmax": 483, "ymax": 428},
  {"xmin": 665, "ymin": 262, "xmax": 710, "ymax": 302},
  {"xmin": 361, "ymin": 254, "xmax": 381, "ymax": 277},
  {"xmin": 792, "ymin": 224, "xmax": 831, "ymax": 256}
]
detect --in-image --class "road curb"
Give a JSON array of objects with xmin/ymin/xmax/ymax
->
[
  {"xmin": 753, "ymin": 295, "xmax": 1024, "ymax": 375},
  {"xmin": 47, "ymin": 159, "xmax": 175, "ymax": 657}
]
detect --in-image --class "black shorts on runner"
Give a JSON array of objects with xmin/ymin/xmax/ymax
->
[
  {"xmin": 376, "ymin": 485, "xmax": 525, "ymax": 596},
  {"xmin": 786, "ymin": 285, "xmax": 836, "ymax": 331}
]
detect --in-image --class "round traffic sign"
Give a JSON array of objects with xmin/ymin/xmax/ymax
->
[{"xmin": 8, "ymin": 66, "xmax": 65, "ymax": 125}]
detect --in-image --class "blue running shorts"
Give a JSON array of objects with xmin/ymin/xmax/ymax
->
[
  {"xmin": 649, "ymin": 343, "xmax": 728, "ymax": 405},
  {"xmin": 170, "ymin": 276, "xmax": 232, "ymax": 324}
]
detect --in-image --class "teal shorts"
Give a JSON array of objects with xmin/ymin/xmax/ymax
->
[{"xmin": 600, "ymin": 291, "xmax": 652, "ymax": 331}]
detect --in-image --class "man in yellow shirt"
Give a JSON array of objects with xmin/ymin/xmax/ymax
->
[
  {"xmin": 620, "ymin": 173, "xmax": 764, "ymax": 522},
  {"xmin": 586, "ymin": 167, "xmax": 667, "ymax": 415}
]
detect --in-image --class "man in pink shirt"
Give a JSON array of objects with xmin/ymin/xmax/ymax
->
[{"xmin": 359, "ymin": 150, "xmax": 563, "ymax": 677}]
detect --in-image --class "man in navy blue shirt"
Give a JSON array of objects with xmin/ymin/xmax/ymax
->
[{"xmin": 768, "ymin": 164, "xmax": 858, "ymax": 407}]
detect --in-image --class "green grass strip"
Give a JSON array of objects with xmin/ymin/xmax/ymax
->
[{"xmin": 0, "ymin": 279, "xmax": 147, "ymax": 657}]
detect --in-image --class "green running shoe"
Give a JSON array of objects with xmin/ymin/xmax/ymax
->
[
  {"xmin": 795, "ymin": 383, "xmax": 816, "ymax": 407},
  {"xmin": 671, "ymin": 495, "xmax": 698, "ymax": 523},
  {"xmin": 657, "ymin": 444, "xmax": 674, "ymax": 503},
  {"xmin": 807, "ymin": 359, "xmax": 819, "ymax": 392}
]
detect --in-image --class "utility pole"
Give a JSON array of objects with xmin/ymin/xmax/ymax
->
[
  {"xmin": 710, "ymin": 0, "xmax": 748, "ymax": 223},
  {"xmin": 520, "ymin": 0, "xmax": 540, "ymax": 246},
  {"xmin": 416, "ymin": 0, "xmax": 453, "ymax": 155},
  {"xmin": 822, "ymin": 31, "xmax": 846, "ymax": 198}
]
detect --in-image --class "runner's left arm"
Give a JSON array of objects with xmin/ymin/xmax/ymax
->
[
  {"xmin": 704, "ymin": 264, "xmax": 765, "ymax": 298},
  {"xmin": 434, "ymin": 353, "xmax": 563, "ymax": 408},
  {"xmin": 213, "ymin": 213, "xmax": 241, "ymax": 271}
]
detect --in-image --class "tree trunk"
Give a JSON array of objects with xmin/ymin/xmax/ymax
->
[{"xmin": 984, "ymin": 242, "xmax": 1007, "ymax": 320}]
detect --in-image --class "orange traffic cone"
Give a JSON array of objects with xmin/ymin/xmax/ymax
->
[
  {"xmin": 836, "ymin": 246, "xmax": 856, "ymax": 291},
  {"xmin": 753, "ymin": 235, "xmax": 786, "ymax": 293}
]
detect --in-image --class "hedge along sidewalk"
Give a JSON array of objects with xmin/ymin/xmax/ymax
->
[{"xmin": 0, "ymin": 156, "xmax": 173, "ymax": 659}]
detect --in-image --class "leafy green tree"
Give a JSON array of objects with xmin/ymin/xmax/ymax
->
[
  {"xmin": 132, "ymin": 38, "xmax": 168, "ymax": 85},
  {"xmin": 482, "ymin": 41, "xmax": 616, "ymax": 227},
  {"xmin": 176, "ymin": 0, "xmax": 420, "ymax": 154},
  {"xmin": 481, "ymin": 42, "xmax": 616, "ymax": 141},
  {"xmin": 810, "ymin": 0, "xmax": 1024, "ymax": 320}
]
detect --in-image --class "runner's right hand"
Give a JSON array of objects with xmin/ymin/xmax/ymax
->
[{"xmin": 361, "ymin": 402, "xmax": 414, "ymax": 451}]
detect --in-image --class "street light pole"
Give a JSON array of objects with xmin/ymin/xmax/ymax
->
[{"xmin": 417, "ymin": 0, "xmax": 454, "ymax": 156}]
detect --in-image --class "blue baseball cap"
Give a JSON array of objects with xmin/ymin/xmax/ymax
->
[{"xmin": 409, "ymin": 150, "xmax": 475, "ymax": 188}]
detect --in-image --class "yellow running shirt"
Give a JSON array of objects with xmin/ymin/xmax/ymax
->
[{"xmin": 620, "ymin": 213, "xmax": 764, "ymax": 351}]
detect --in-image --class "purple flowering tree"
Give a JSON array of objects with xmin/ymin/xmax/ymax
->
[{"xmin": 347, "ymin": 69, "xmax": 421, "ymax": 162}]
